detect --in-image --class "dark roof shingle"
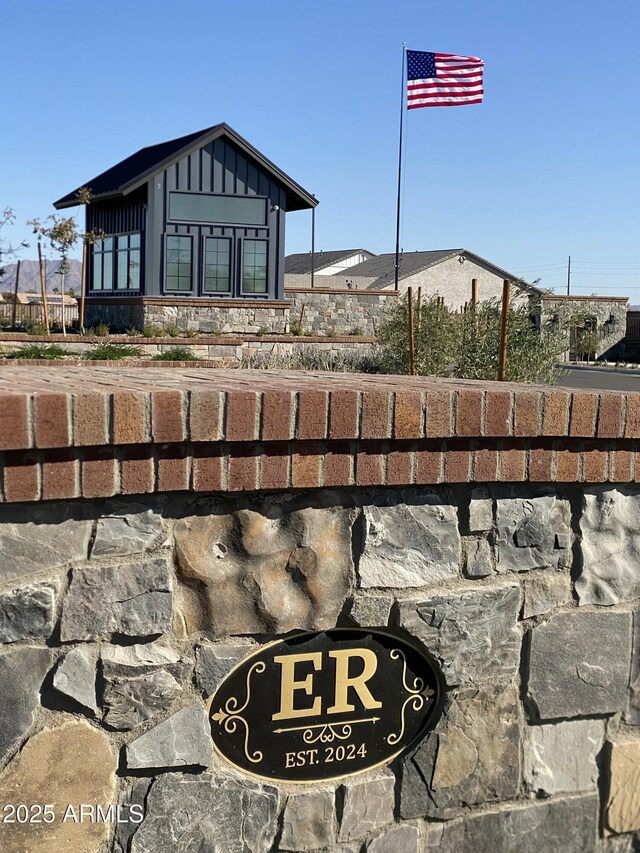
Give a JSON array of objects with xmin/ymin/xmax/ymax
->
[{"xmin": 285, "ymin": 249, "xmax": 372, "ymax": 275}]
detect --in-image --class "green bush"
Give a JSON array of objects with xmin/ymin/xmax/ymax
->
[
  {"xmin": 375, "ymin": 294, "xmax": 564, "ymax": 384},
  {"xmin": 125, "ymin": 326, "xmax": 141, "ymax": 337},
  {"xmin": 84, "ymin": 343, "xmax": 143, "ymax": 361},
  {"xmin": 24, "ymin": 321, "xmax": 48, "ymax": 335},
  {"xmin": 142, "ymin": 324, "xmax": 163, "ymax": 338},
  {"xmin": 164, "ymin": 324, "xmax": 180, "ymax": 337},
  {"xmin": 88, "ymin": 323, "xmax": 110, "ymax": 337},
  {"xmin": 152, "ymin": 347, "xmax": 199, "ymax": 361},
  {"xmin": 185, "ymin": 329, "xmax": 199, "ymax": 338},
  {"xmin": 5, "ymin": 344, "xmax": 73, "ymax": 360}
]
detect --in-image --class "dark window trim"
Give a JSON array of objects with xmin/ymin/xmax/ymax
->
[
  {"xmin": 164, "ymin": 233, "xmax": 194, "ymax": 294},
  {"xmin": 167, "ymin": 190, "xmax": 269, "ymax": 228},
  {"xmin": 240, "ymin": 237, "xmax": 269, "ymax": 297},
  {"xmin": 90, "ymin": 231, "xmax": 142, "ymax": 294},
  {"xmin": 201, "ymin": 235, "xmax": 233, "ymax": 296}
]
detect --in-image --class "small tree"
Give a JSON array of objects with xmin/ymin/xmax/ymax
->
[
  {"xmin": 375, "ymin": 293, "xmax": 566, "ymax": 384},
  {"xmin": 0, "ymin": 207, "xmax": 28, "ymax": 281}
]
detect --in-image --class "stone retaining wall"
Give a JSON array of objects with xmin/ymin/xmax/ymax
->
[{"xmin": 0, "ymin": 369, "xmax": 639, "ymax": 852}]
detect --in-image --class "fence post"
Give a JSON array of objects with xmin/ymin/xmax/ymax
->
[
  {"xmin": 11, "ymin": 260, "xmax": 20, "ymax": 328},
  {"xmin": 498, "ymin": 279, "xmax": 511, "ymax": 380},
  {"xmin": 407, "ymin": 287, "xmax": 416, "ymax": 375}
]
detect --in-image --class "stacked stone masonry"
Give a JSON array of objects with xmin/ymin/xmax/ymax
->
[{"xmin": 1, "ymin": 367, "xmax": 640, "ymax": 852}]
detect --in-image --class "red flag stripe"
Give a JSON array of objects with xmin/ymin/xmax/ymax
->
[{"xmin": 408, "ymin": 97, "xmax": 484, "ymax": 109}]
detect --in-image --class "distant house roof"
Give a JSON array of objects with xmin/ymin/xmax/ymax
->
[
  {"xmin": 285, "ymin": 249, "xmax": 373, "ymax": 275},
  {"xmin": 54, "ymin": 123, "xmax": 318, "ymax": 213},
  {"xmin": 343, "ymin": 248, "xmax": 539, "ymax": 293}
]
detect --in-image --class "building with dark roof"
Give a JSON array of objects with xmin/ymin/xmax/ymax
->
[
  {"xmin": 285, "ymin": 249, "xmax": 374, "ymax": 277},
  {"xmin": 317, "ymin": 248, "xmax": 541, "ymax": 308},
  {"xmin": 54, "ymin": 123, "xmax": 317, "ymax": 329}
]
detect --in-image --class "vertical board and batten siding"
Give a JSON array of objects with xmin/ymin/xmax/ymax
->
[
  {"xmin": 86, "ymin": 191, "xmax": 147, "ymax": 293},
  {"xmin": 144, "ymin": 137, "xmax": 287, "ymax": 298}
]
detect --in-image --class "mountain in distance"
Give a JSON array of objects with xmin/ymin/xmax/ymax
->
[{"xmin": 0, "ymin": 259, "xmax": 82, "ymax": 295}]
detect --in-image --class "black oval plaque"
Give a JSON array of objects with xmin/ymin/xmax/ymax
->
[{"xmin": 208, "ymin": 629, "xmax": 443, "ymax": 783}]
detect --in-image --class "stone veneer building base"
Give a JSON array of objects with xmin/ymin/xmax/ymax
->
[{"xmin": 0, "ymin": 368, "xmax": 639, "ymax": 852}]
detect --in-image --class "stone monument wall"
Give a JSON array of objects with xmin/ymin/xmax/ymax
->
[{"xmin": 0, "ymin": 369, "xmax": 639, "ymax": 852}]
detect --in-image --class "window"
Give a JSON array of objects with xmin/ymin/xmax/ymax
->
[
  {"xmin": 165, "ymin": 235, "xmax": 192, "ymax": 291},
  {"xmin": 116, "ymin": 233, "xmax": 141, "ymax": 290},
  {"xmin": 203, "ymin": 237, "xmax": 231, "ymax": 293},
  {"xmin": 242, "ymin": 239, "xmax": 268, "ymax": 294},
  {"xmin": 91, "ymin": 237, "xmax": 114, "ymax": 290},
  {"xmin": 91, "ymin": 233, "xmax": 140, "ymax": 291},
  {"xmin": 169, "ymin": 192, "xmax": 267, "ymax": 226}
]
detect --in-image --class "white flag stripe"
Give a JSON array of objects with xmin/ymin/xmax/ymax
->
[{"xmin": 408, "ymin": 86, "xmax": 484, "ymax": 98}]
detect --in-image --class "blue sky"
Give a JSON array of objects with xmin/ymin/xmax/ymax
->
[{"xmin": 2, "ymin": 0, "xmax": 640, "ymax": 297}]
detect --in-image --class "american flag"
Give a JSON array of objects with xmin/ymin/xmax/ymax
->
[{"xmin": 406, "ymin": 50, "xmax": 484, "ymax": 109}]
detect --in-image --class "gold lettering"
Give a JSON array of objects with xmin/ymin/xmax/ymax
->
[
  {"xmin": 285, "ymin": 752, "xmax": 296, "ymax": 768},
  {"xmin": 272, "ymin": 652, "xmax": 322, "ymax": 720},
  {"xmin": 327, "ymin": 648, "xmax": 382, "ymax": 714}
]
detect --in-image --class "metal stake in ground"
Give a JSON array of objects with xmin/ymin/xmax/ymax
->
[
  {"xmin": 37, "ymin": 241, "xmax": 50, "ymax": 335},
  {"xmin": 498, "ymin": 279, "xmax": 511, "ymax": 381}
]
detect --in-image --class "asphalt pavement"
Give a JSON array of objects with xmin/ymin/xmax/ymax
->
[{"xmin": 555, "ymin": 365, "xmax": 640, "ymax": 392}]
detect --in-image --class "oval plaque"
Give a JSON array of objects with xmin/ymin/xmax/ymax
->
[{"xmin": 208, "ymin": 629, "xmax": 443, "ymax": 783}]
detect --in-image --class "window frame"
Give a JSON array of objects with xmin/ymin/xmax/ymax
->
[
  {"xmin": 90, "ymin": 232, "xmax": 142, "ymax": 293},
  {"xmin": 201, "ymin": 235, "xmax": 233, "ymax": 296},
  {"xmin": 168, "ymin": 190, "xmax": 268, "ymax": 228},
  {"xmin": 240, "ymin": 238, "xmax": 269, "ymax": 296},
  {"xmin": 164, "ymin": 234, "xmax": 194, "ymax": 294}
]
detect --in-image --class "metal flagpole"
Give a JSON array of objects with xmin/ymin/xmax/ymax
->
[{"xmin": 394, "ymin": 43, "xmax": 407, "ymax": 291}]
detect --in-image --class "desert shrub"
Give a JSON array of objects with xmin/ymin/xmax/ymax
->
[
  {"xmin": 241, "ymin": 347, "xmax": 380, "ymax": 373},
  {"xmin": 376, "ymin": 294, "xmax": 565, "ymax": 384},
  {"xmin": 152, "ymin": 347, "xmax": 199, "ymax": 361},
  {"xmin": 164, "ymin": 324, "xmax": 180, "ymax": 337},
  {"xmin": 125, "ymin": 327, "xmax": 141, "ymax": 337},
  {"xmin": 5, "ymin": 344, "xmax": 73, "ymax": 360},
  {"xmin": 142, "ymin": 324, "xmax": 163, "ymax": 338},
  {"xmin": 24, "ymin": 321, "xmax": 48, "ymax": 335},
  {"xmin": 87, "ymin": 323, "xmax": 110, "ymax": 337},
  {"xmin": 84, "ymin": 343, "xmax": 143, "ymax": 360}
]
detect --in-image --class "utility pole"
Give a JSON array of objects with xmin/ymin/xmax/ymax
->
[{"xmin": 566, "ymin": 255, "xmax": 571, "ymax": 295}]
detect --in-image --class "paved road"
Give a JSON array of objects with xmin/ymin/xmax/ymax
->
[{"xmin": 555, "ymin": 365, "xmax": 640, "ymax": 392}]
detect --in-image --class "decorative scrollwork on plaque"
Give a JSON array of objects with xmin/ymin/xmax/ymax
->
[
  {"xmin": 303, "ymin": 723, "xmax": 353, "ymax": 744},
  {"xmin": 386, "ymin": 649, "xmax": 435, "ymax": 746},
  {"xmin": 212, "ymin": 660, "xmax": 266, "ymax": 763}
]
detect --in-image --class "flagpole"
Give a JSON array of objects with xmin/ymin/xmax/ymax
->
[{"xmin": 394, "ymin": 43, "xmax": 406, "ymax": 292}]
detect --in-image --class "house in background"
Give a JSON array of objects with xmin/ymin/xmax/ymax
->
[
  {"xmin": 284, "ymin": 249, "xmax": 375, "ymax": 287},
  {"xmin": 54, "ymin": 123, "xmax": 317, "ymax": 330},
  {"xmin": 326, "ymin": 248, "xmax": 540, "ymax": 307}
]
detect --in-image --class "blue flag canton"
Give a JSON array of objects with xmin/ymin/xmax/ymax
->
[{"xmin": 407, "ymin": 50, "xmax": 436, "ymax": 81}]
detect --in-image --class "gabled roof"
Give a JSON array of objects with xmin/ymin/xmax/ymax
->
[
  {"xmin": 54, "ymin": 123, "xmax": 318, "ymax": 212},
  {"xmin": 343, "ymin": 248, "xmax": 540, "ymax": 293},
  {"xmin": 285, "ymin": 249, "xmax": 373, "ymax": 275}
]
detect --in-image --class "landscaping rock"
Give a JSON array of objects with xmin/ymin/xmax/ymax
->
[
  {"xmin": 578, "ymin": 487, "xmax": 640, "ymax": 605},
  {"xmin": 0, "ymin": 721, "xmax": 117, "ymax": 853},
  {"xmin": 60, "ymin": 558, "xmax": 172, "ymax": 641},
  {"xmin": 358, "ymin": 491, "xmax": 460, "ymax": 588},
  {"xmin": 0, "ymin": 646, "xmax": 52, "ymax": 760},
  {"xmin": 494, "ymin": 490, "xmax": 571, "ymax": 572},
  {"xmin": 91, "ymin": 506, "xmax": 164, "ymax": 558},
  {"xmin": 526, "ymin": 610, "xmax": 631, "ymax": 719},
  {"xmin": 523, "ymin": 719, "xmax": 604, "ymax": 795},
  {"xmin": 627, "ymin": 611, "xmax": 640, "ymax": 725},
  {"xmin": 53, "ymin": 646, "xmax": 98, "ymax": 714},
  {"xmin": 280, "ymin": 790, "xmax": 335, "ymax": 851},
  {"xmin": 397, "ymin": 580, "xmax": 521, "ymax": 685},
  {"xmin": 401, "ymin": 681, "xmax": 520, "ymax": 820},
  {"xmin": 0, "ymin": 581, "xmax": 58, "ymax": 643},
  {"xmin": 129, "ymin": 773, "xmax": 278, "ymax": 853},
  {"xmin": 339, "ymin": 774, "xmax": 395, "ymax": 842},
  {"xmin": 126, "ymin": 702, "xmax": 213, "ymax": 769},
  {"xmin": 175, "ymin": 495, "xmax": 354, "ymax": 637}
]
